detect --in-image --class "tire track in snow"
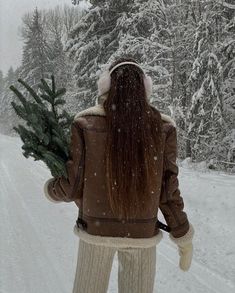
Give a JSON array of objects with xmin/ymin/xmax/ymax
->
[{"xmin": 0, "ymin": 159, "xmax": 68, "ymax": 293}]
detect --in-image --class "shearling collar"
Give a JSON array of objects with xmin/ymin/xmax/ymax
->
[{"xmin": 74, "ymin": 101, "xmax": 176, "ymax": 127}]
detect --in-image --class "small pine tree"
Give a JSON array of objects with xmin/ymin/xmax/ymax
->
[{"xmin": 9, "ymin": 75, "xmax": 74, "ymax": 178}]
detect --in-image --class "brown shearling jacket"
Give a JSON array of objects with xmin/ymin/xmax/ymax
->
[{"xmin": 44, "ymin": 102, "xmax": 191, "ymax": 242}]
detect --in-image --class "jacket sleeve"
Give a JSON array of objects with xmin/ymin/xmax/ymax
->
[
  {"xmin": 159, "ymin": 125, "xmax": 192, "ymax": 239},
  {"xmin": 43, "ymin": 120, "xmax": 85, "ymax": 203}
]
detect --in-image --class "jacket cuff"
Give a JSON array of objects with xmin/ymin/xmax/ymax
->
[
  {"xmin": 44, "ymin": 178, "xmax": 61, "ymax": 203},
  {"xmin": 169, "ymin": 223, "xmax": 195, "ymax": 246}
]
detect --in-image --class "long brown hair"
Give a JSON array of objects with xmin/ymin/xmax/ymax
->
[{"xmin": 103, "ymin": 57, "xmax": 163, "ymax": 220}]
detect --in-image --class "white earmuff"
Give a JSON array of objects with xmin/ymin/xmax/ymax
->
[
  {"xmin": 97, "ymin": 70, "xmax": 111, "ymax": 96},
  {"xmin": 97, "ymin": 62, "xmax": 153, "ymax": 99},
  {"xmin": 143, "ymin": 75, "xmax": 152, "ymax": 98}
]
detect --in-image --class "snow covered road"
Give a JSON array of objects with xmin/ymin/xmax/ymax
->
[{"xmin": 0, "ymin": 133, "xmax": 234, "ymax": 293}]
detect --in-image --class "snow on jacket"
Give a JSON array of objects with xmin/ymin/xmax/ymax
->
[{"xmin": 44, "ymin": 99, "xmax": 194, "ymax": 248}]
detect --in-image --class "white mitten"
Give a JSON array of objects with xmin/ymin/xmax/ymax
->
[
  {"xmin": 169, "ymin": 223, "xmax": 195, "ymax": 272},
  {"xmin": 177, "ymin": 241, "xmax": 193, "ymax": 271}
]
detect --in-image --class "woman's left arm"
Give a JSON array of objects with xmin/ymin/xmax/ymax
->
[{"xmin": 43, "ymin": 120, "xmax": 85, "ymax": 203}]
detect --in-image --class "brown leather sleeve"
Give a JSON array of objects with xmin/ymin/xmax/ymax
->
[
  {"xmin": 159, "ymin": 126, "xmax": 190, "ymax": 238},
  {"xmin": 47, "ymin": 121, "xmax": 85, "ymax": 203}
]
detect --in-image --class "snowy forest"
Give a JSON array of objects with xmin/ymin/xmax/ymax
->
[{"xmin": 0, "ymin": 0, "xmax": 234, "ymax": 171}]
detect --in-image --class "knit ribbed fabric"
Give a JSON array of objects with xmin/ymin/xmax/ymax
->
[
  {"xmin": 72, "ymin": 239, "xmax": 116, "ymax": 293},
  {"xmin": 72, "ymin": 238, "xmax": 157, "ymax": 293},
  {"xmin": 118, "ymin": 245, "xmax": 156, "ymax": 293}
]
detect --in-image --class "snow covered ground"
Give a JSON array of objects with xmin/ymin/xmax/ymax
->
[{"xmin": 1, "ymin": 133, "xmax": 235, "ymax": 293}]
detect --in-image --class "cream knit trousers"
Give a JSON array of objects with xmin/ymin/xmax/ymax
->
[{"xmin": 72, "ymin": 238, "xmax": 157, "ymax": 293}]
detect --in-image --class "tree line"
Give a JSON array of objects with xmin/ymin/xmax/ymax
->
[{"xmin": 0, "ymin": 0, "xmax": 234, "ymax": 171}]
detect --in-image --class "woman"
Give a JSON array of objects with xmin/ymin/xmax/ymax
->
[{"xmin": 44, "ymin": 57, "xmax": 194, "ymax": 293}]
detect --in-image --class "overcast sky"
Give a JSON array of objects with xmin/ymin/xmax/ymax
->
[{"xmin": 0, "ymin": 0, "xmax": 88, "ymax": 77}]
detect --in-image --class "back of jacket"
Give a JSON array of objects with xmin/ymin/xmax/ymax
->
[{"xmin": 46, "ymin": 103, "xmax": 190, "ymax": 239}]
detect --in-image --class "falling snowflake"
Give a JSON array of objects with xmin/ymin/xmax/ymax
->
[{"xmin": 95, "ymin": 221, "xmax": 100, "ymax": 227}]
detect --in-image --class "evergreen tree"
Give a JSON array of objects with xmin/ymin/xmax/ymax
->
[
  {"xmin": 65, "ymin": 0, "xmax": 170, "ymax": 109},
  {"xmin": 188, "ymin": 52, "xmax": 224, "ymax": 161},
  {"xmin": 186, "ymin": 1, "xmax": 225, "ymax": 162},
  {"xmin": 19, "ymin": 7, "xmax": 51, "ymax": 87},
  {"xmin": 62, "ymin": 3, "xmax": 84, "ymax": 36},
  {"xmin": 216, "ymin": 1, "xmax": 235, "ymax": 169},
  {"xmin": 220, "ymin": 3, "xmax": 235, "ymax": 119},
  {"xmin": 0, "ymin": 70, "xmax": 5, "ymax": 95},
  {"xmin": 0, "ymin": 67, "xmax": 20, "ymax": 135},
  {"xmin": 43, "ymin": 4, "xmax": 84, "ymax": 115},
  {"xmin": 44, "ymin": 6, "xmax": 70, "ymax": 87},
  {"xmin": 6, "ymin": 67, "xmax": 16, "ymax": 86},
  {"xmin": 160, "ymin": 0, "xmax": 201, "ymax": 158},
  {"xmin": 0, "ymin": 70, "xmax": 6, "ymax": 131}
]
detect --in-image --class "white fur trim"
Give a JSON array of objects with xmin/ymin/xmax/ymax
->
[
  {"xmin": 73, "ymin": 224, "xmax": 163, "ymax": 248},
  {"xmin": 43, "ymin": 178, "xmax": 60, "ymax": 203},
  {"xmin": 169, "ymin": 223, "xmax": 195, "ymax": 246},
  {"xmin": 74, "ymin": 103, "xmax": 176, "ymax": 127},
  {"xmin": 74, "ymin": 103, "xmax": 105, "ymax": 121},
  {"xmin": 160, "ymin": 113, "xmax": 176, "ymax": 127}
]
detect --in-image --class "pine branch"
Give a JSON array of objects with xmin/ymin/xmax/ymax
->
[{"xmin": 18, "ymin": 78, "xmax": 43, "ymax": 105}]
